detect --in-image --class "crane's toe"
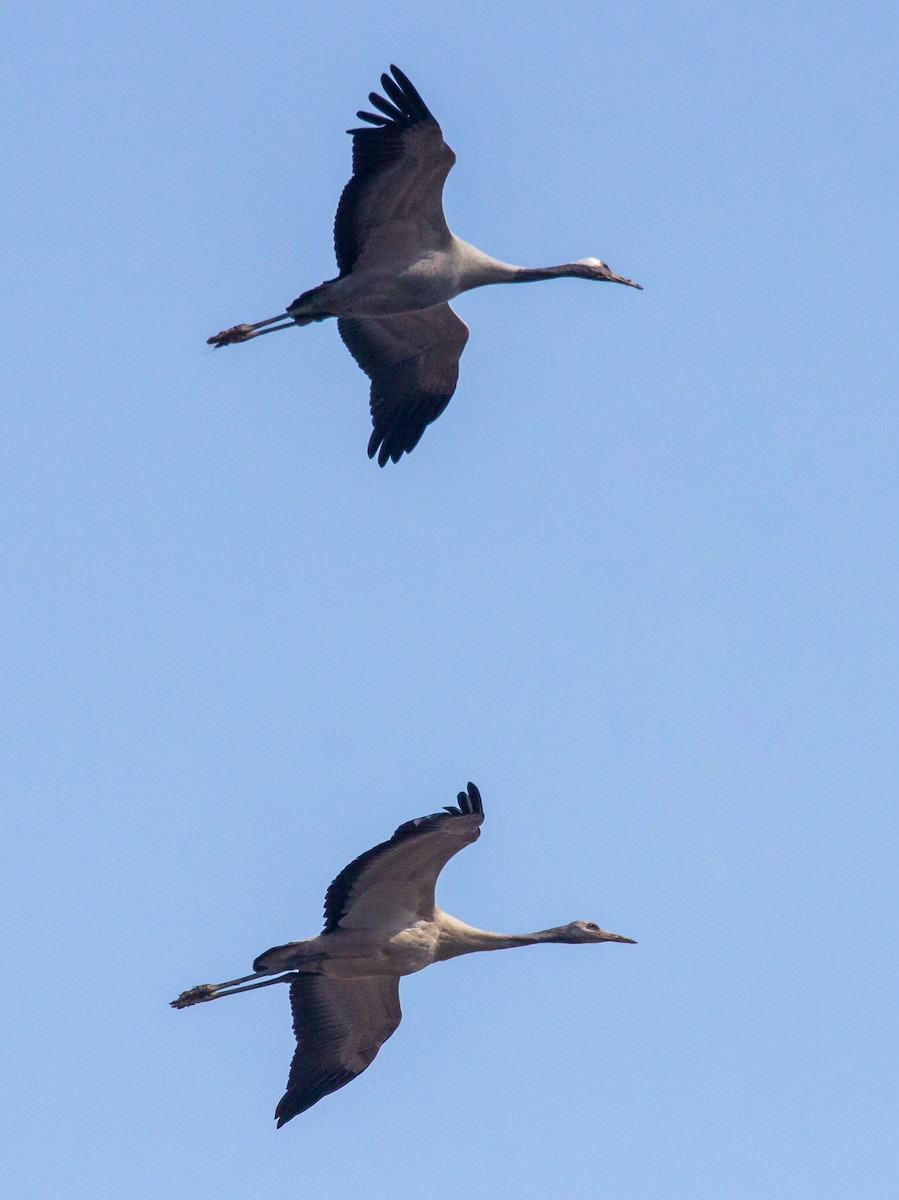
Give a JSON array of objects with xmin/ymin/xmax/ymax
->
[
  {"xmin": 207, "ymin": 324, "xmax": 255, "ymax": 347},
  {"xmin": 170, "ymin": 984, "xmax": 218, "ymax": 1008}
]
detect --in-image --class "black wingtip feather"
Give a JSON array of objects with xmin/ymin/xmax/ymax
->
[
  {"xmin": 354, "ymin": 110, "xmax": 391, "ymax": 127},
  {"xmin": 275, "ymin": 1067, "xmax": 355, "ymax": 1127},
  {"xmin": 384, "ymin": 66, "xmax": 429, "ymax": 121},
  {"xmin": 366, "ymin": 388, "xmax": 456, "ymax": 466},
  {"xmin": 457, "ymin": 782, "xmax": 482, "ymax": 815},
  {"xmin": 368, "ymin": 91, "xmax": 403, "ymax": 120},
  {"xmin": 349, "ymin": 65, "xmax": 437, "ymax": 137},
  {"xmin": 380, "ymin": 73, "xmax": 407, "ymax": 111}
]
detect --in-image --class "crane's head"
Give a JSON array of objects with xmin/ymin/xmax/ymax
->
[
  {"xmin": 575, "ymin": 257, "xmax": 643, "ymax": 289},
  {"xmin": 559, "ymin": 920, "xmax": 637, "ymax": 944}
]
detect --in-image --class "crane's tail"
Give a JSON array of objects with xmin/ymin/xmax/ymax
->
[{"xmin": 253, "ymin": 940, "xmax": 322, "ymax": 973}]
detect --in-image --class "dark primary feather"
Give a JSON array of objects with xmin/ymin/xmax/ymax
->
[
  {"xmin": 334, "ymin": 65, "xmax": 455, "ymax": 277},
  {"xmin": 322, "ymin": 783, "xmax": 484, "ymax": 931},
  {"xmin": 275, "ymin": 974, "xmax": 402, "ymax": 1126},
  {"xmin": 338, "ymin": 307, "xmax": 470, "ymax": 465}
]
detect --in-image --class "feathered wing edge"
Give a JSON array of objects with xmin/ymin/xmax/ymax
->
[
  {"xmin": 338, "ymin": 308, "xmax": 469, "ymax": 466},
  {"xmin": 334, "ymin": 65, "xmax": 452, "ymax": 277},
  {"xmin": 274, "ymin": 974, "xmax": 402, "ymax": 1126},
  {"xmin": 349, "ymin": 64, "xmax": 437, "ymax": 132},
  {"xmin": 322, "ymin": 783, "xmax": 483, "ymax": 931}
]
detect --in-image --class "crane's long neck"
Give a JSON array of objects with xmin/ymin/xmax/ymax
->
[
  {"xmin": 455, "ymin": 240, "xmax": 592, "ymax": 292},
  {"xmin": 506, "ymin": 263, "xmax": 596, "ymax": 284},
  {"xmin": 463, "ymin": 261, "xmax": 594, "ymax": 290},
  {"xmin": 435, "ymin": 914, "xmax": 568, "ymax": 961}
]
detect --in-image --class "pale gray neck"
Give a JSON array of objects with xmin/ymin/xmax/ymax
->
[
  {"xmin": 453, "ymin": 238, "xmax": 602, "ymax": 292},
  {"xmin": 460, "ymin": 256, "xmax": 591, "ymax": 292},
  {"xmin": 435, "ymin": 913, "xmax": 567, "ymax": 960},
  {"xmin": 453, "ymin": 238, "xmax": 583, "ymax": 291}
]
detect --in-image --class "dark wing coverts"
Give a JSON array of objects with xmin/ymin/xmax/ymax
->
[
  {"xmin": 275, "ymin": 974, "xmax": 402, "ymax": 1126},
  {"xmin": 339, "ymin": 310, "xmax": 469, "ymax": 465},
  {"xmin": 323, "ymin": 782, "xmax": 484, "ymax": 931},
  {"xmin": 335, "ymin": 64, "xmax": 455, "ymax": 276}
]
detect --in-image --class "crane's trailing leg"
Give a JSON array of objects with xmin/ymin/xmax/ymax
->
[
  {"xmin": 171, "ymin": 971, "xmax": 297, "ymax": 1009},
  {"xmin": 207, "ymin": 312, "xmax": 316, "ymax": 348}
]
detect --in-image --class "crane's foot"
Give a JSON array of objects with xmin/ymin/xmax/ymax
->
[
  {"xmin": 207, "ymin": 324, "xmax": 256, "ymax": 347},
  {"xmin": 170, "ymin": 984, "xmax": 218, "ymax": 1009}
]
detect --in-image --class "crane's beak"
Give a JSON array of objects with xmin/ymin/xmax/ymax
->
[
  {"xmin": 600, "ymin": 929, "xmax": 637, "ymax": 944},
  {"xmin": 608, "ymin": 271, "xmax": 643, "ymax": 290}
]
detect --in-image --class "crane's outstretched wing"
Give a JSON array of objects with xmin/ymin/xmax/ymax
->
[
  {"xmin": 275, "ymin": 974, "xmax": 401, "ymax": 1126},
  {"xmin": 323, "ymin": 783, "xmax": 484, "ymax": 932},
  {"xmin": 338, "ymin": 308, "xmax": 470, "ymax": 465},
  {"xmin": 335, "ymin": 65, "xmax": 456, "ymax": 276}
]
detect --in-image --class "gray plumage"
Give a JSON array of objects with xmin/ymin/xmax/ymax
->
[
  {"xmin": 172, "ymin": 783, "xmax": 635, "ymax": 1125},
  {"xmin": 208, "ymin": 66, "xmax": 642, "ymax": 465}
]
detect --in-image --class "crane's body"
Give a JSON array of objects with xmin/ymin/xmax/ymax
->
[
  {"xmin": 290, "ymin": 241, "xmax": 630, "ymax": 320},
  {"xmin": 172, "ymin": 783, "xmax": 635, "ymax": 1126},
  {"xmin": 208, "ymin": 66, "xmax": 641, "ymax": 465},
  {"xmin": 289, "ymin": 239, "xmax": 511, "ymax": 319},
  {"xmin": 249, "ymin": 909, "xmax": 601, "ymax": 980}
]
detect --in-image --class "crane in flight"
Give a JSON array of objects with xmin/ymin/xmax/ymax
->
[
  {"xmin": 208, "ymin": 65, "xmax": 642, "ymax": 465},
  {"xmin": 172, "ymin": 782, "xmax": 635, "ymax": 1125}
]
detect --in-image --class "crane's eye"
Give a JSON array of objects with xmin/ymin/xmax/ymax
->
[{"xmin": 586, "ymin": 922, "xmax": 599, "ymax": 931}]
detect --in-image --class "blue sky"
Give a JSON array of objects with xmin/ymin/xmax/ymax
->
[{"xmin": 3, "ymin": 3, "xmax": 898, "ymax": 1197}]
